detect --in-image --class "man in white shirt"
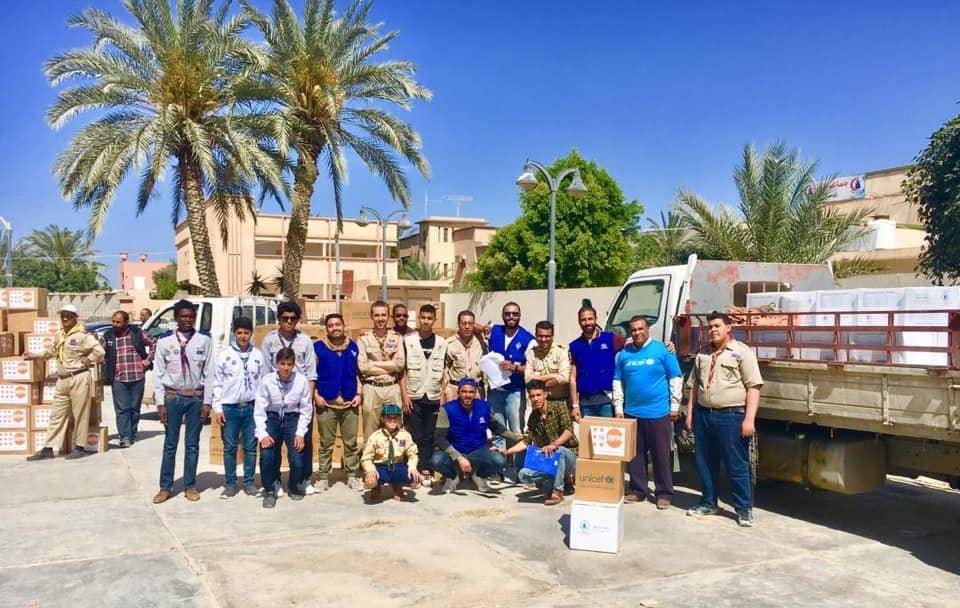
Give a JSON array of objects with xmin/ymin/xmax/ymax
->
[{"xmin": 210, "ymin": 317, "xmax": 266, "ymax": 499}]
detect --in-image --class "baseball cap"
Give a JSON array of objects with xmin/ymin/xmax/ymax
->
[
  {"xmin": 458, "ymin": 377, "xmax": 478, "ymax": 389},
  {"xmin": 59, "ymin": 305, "xmax": 79, "ymax": 316},
  {"xmin": 381, "ymin": 403, "xmax": 403, "ymax": 417}
]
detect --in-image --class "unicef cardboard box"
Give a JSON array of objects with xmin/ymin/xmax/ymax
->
[
  {"xmin": 570, "ymin": 498, "xmax": 625, "ymax": 554},
  {"xmin": 574, "ymin": 458, "xmax": 625, "ymax": 503},
  {"xmin": 578, "ymin": 416, "xmax": 637, "ymax": 462}
]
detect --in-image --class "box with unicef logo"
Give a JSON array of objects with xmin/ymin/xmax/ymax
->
[{"xmin": 578, "ymin": 416, "xmax": 637, "ymax": 461}]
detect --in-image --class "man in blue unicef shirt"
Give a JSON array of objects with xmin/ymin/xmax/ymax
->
[{"xmin": 613, "ymin": 315, "xmax": 682, "ymax": 510}]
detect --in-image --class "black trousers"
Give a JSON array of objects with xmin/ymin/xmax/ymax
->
[
  {"xmin": 406, "ymin": 397, "xmax": 440, "ymax": 472},
  {"xmin": 626, "ymin": 414, "xmax": 675, "ymax": 500}
]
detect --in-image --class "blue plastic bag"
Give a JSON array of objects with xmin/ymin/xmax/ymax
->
[{"xmin": 524, "ymin": 445, "xmax": 560, "ymax": 476}]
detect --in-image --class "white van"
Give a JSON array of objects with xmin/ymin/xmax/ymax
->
[{"xmin": 141, "ymin": 296, "xmax": 281, "ymax": 403}]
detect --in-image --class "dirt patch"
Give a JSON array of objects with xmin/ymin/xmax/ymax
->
[{"xmin": 450, "ymin": 507, "xmax": 508, "ymax": 519}]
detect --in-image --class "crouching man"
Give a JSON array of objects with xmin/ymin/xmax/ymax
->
[
  {"xmin": 431, "ymin": 378, "xmax": 522, "ymax": 494},
  {"xmin": 495, "ymin": 380, "xmax": 578, "ymax": 506},
  {"xmin": 361, "ymin": 404, "xmax": 421, "ymax": 502}
]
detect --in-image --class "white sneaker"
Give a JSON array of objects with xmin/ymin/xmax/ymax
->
[
  {"xmin": 441, "ymin": 477, "xmax": 458, "ymax": 494},
  {"xmin": 419, "ymin": 475, "xmax": 432, "ymax": 488},
  {"xmin": 312, "ymin": 479, "xmax": 329, "ymax": 493},
  {"xmin": 299, "ymin": 480, "xmax": 316, "ymax": 496},
  {"xmin": 274, "ymin": 481, "xmax": 284, "ymax": 498},
  {"xmin": 472, "ymin": 474, "xmax": 495, "ymax": 494},
  {"xmin": 347, "ymin": 477, "xmax": 365, "ymax": 491}
]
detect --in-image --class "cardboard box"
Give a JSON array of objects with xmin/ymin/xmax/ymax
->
[
  {"xmin": 44, "ymin": 359, "xmax": 58, "ymax": 380},
  {"xmin": 84, "ymin": 424, "xmax": 109, "ymax": 454},
  {"xmin": 30, "ymin": 317, "xmax": 60, "ymax": 335},
  {"xmin": 30, "ymin": 430, "xmax": 46, "ymax": 453},
  {"xmin": 5, "ymin": 311, "xmax": 40, "ymax": 336},
  {"xmin": 24, "ymin": 334, "xmax": 55, "ymax": 356},
  {"xmin": 578, "ymin": 416, "xmax": 637, "ymax": 462},
  {"xmin": 0, "ymin": 288, "xmax": 48, "ymax": 313},
  {"xmin": 41, "ymin": 381, "xmax": 56, "ymax": 404},
  {"xmin": 0, "ymin": 357, "xmax": 43, "ymax": 382},
  {"xmin": 0, "ymin": 405, "xmax": 30, "ymax": 429},
  {"xmin": 0, "ymin": 429, "xmax": 30, "ymax": 454},
  {"xmin": 30, "ymin": 404, "xmax": 53, "ymax": 430},
  {"xmin": 0, "ymin": 333, "xmax": 15, "ymax": 357},
  {"xmin": 574, "ymin": 458, "xmax": 625, "ymax": 503},
  {"xmin": 0, "ymin": 382, "xmax": 41, "ymax": 405},
  {"xmin": 0, "ymin": 310, "xmax": 6, "ymax": 332},
  {"xmin": 569, "ymin": 499, "xmax": 625, "ymax": 554}
]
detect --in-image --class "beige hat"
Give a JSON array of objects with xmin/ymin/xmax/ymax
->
[{"xmin": 59, "ymin": 304, "xmax": 79, "ymax": 316}]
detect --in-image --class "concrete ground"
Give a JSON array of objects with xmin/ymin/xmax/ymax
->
[{"xmin": 2, "ymin": 395, "xmax": 959, "ymax": 608}]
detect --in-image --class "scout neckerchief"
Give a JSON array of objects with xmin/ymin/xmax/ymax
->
[
  {"xmin": 278, "ymin": 329, "xmax": 299, "ymax": 350},
  {"xmin": 232, "ymin": 342, "xmax": 254, "ymax": 393},
  {"xmin": 381, "ymin": 426, "xmax": 399, "ymax": 469},
  {"xmin": 56, "ymin": 323, "xmax": 85, "ymax": 361},
  {"xmin": 176, "ymin": 329, "xmax": 196, "ymax": 384},
  {"xmin": 706, "ymin": 341, "xmax": 731, "ymax": 388},
  {"xmin": 276, "ymin": 371, "xmax": 296, "ymax": 422}
]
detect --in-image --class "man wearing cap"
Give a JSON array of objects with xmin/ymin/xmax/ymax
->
[
  {"xmin": 361, "ymin": 403, "xmax": 421, "ymax": 502},
  {"xmin": 102, "ymin": 310, "xmax": 153, "ymax": 448},
  {"xmin": 25, "ymin": 305, "xmax": 105, "ymax": 461},
  {"xmin": 357, "ymin": 300, "xmax": 405, "ymax": 442},
  {"xmin": 442, "ymin": 310, "xmax": 486, "ymax": 403},
  {"xmin": 685, "ymin": 311, "xmax": 763, "ymax": 527},
  {"xmin": 432, "ymin": 378, "xmax": 522, "ymax": 494},
  {"xmin": 261, "ymin": 301, "xmax": 318, "ymax": 496},
  {"xmin": 152, "ymin": 300, "xmax": 212, "ymax": 503}
]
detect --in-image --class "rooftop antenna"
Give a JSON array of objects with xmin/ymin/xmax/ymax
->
[
  {"xmin": 442, "ymin": 194, "xmax": 474, "ymax": 216},
  {"xmin": 424, "ymin": 190, "xmax": 444, "ymax": 217}
]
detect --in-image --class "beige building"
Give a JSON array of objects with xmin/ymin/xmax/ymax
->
[
  {"xmin": 175, "ymin": 199, "xmax": 401, "ymax": 299},
  {"xmin": 828, "ymin": 166, "xmax": 931, "ymax": 286},
  {"xmin": 398, "ymin": 216, "xmax": 496, "ymax": 285}
]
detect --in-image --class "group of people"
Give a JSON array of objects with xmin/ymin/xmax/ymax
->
[{"xmin": 22, "ymin": 298, "xmax": 763, "ymax": 525}]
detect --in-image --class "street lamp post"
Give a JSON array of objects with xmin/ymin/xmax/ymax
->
[
  {"xmin": 357, "ymin": 206, "xmax": 411, "ymax": 302},
  {"xmin": 0, "ymin": 216, "xmax": 12, "ymax": 287},
  {"xmin": 515, "ymin": 160, "xmax": 587, "ymax": 323}
]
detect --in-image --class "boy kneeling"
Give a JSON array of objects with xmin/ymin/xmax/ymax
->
[{"xmin": 361, "ymin": 404, "xmax": 421, "ymax": 502}]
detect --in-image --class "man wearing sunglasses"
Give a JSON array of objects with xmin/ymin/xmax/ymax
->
[{"xmin": 261, "ymin": 301, "xmax": 318, "ymax": 495}]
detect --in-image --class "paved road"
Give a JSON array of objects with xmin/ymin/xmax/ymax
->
[{"xmin": 1, "ymin": 398, "xmax": 958, "ymax": 608}]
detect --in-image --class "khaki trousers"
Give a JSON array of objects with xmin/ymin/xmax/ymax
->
[
  {"xmin": 317, "ymin": 405, "xmax": 360, "ymax": 478},
  {"xmin": 360, "ymin": 383, "xmax": 401, "ymax": 443},
  {"xmin": 45, "ymin": 373, "xmax": 91, "ymax": 452}
]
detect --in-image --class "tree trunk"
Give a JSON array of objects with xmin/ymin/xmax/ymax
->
[
  {"xmin": 179, "ymin": 155, "xmax": 222, "ymax": 297},
  {"xmin": 283, "ymin": 154, "xmax": 318, "ymax": 301}
]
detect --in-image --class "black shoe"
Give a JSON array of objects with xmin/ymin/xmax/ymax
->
[
  {"xmin": 26, "ymin": 448, "xmax": 54, "ymax": 461},
  {"xmin": 220, "ymin": 485, "xmax": 239, "ymax": 499},
  {"xmin": 263, "ymin": 492, "xmax": 277, "ymax": 508},
  {"xmin": 288, "ymin": 491, "xmax": 305, "ymax": 501},
  {"xmin": 119, "ymin": 438, "xmax": 132, "ymax": 448},
  {"xmin": 64, "ymin": 447, "xmax": 91, "ymax": 460}
]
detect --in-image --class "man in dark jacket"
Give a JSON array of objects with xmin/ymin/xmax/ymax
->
[
  {"xmin": 102, "ymin": 310, "xmax": 153, "ymax": 447},
  {"xmin": 432, "ymin": 378, "xmax": 521, "ymax": 494}
]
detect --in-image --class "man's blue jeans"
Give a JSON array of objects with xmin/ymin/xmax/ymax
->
[
  {"xmin": 159, "ymin": 396, "xmax": 202, "ymax": 490},
  {"xmin": 517, "ymin": 446, "xmax": 576, "ymax": 492},
  {"xmin": 222, "ymin": 403, "xmax": 257, "ymax": 486},
  {"xmin": 693, "ymin": 404, "xmax": 752, "ymax": 512},
  {"xmin": 259, "ymin": 412, "xmax": 304, "ymax": 496},
  {"xmin": 580, "ymin": 402, "xmax": 614, "ymax": 418},
  {"xmin": 489, "ymin": 388, "xmax": 524, "ymax": 448},
  {"xmin": 112, "ymin": 379, "xmax": 145, "ymax": 441},
  {"xmin": 431, "ymin": 447, "xmax": 506, "ymax": 480}
]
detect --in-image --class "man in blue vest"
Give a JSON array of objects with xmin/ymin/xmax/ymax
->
[
  {"xmin": 313, "ymin": 313, "xmax": 363, "ymax": 493},
  {"xmin": 569, "ymin": 305, "xmax": 626, "ymax": 421},
  {"xmin": 487, "ymin": 302, "xmax": 535, "ymax": 435},
  {"xmin": 432, "ymin": 378, "xmax": 522, "ymax": 494}
]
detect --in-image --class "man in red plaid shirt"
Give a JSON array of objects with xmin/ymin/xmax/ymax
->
[{"xmin": 102, "ymin": 311, "xmax": 154, "ymax": 447}]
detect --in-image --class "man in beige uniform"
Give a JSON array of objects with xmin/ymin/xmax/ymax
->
[
  {"xmin": 24, "ymin": 305, "xmax": 105, "ymax": 460},
  {"xmin": 685, "ymin": 311, "xmax": 763, "ymax": 527},
  {"xmin": 524, "ymin": 320, "xmax": 571, "ymax": 409},
  {"xmin": 443, "ymin": 310, "xmax": 485, "ymax": 403},
  {"xmin": 357, "ymin": 300, "xmax": 405, "ymax": 442}
]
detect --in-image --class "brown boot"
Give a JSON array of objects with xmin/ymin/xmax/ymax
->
[
  {"xmin": 391, "ymin": 483, "xmax": 405, "ymax": 501},
  {"xmin": 153, "ymin": 489, "xmax": 173, "ymax": 504},
  {"xmin": 184, "ymin": 488, "xmax": 201, "ymax": 502},
  {"xmin": 544, "ymin": 490, "xmax": 564, "ymax": 506}
]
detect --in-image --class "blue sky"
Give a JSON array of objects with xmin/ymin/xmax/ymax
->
[{"xmin": 1, "ymin": 0, "xmax": 958, "ymax": 288}]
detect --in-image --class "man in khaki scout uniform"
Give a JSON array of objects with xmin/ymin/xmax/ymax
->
[
  {"xmin": 357, "ymin": 300, "xmax": 405, "ymax": 442},
  {"xmin": 25, "ymin": 305, "xmax": 105, "ymax": 460},
  {"xmin": 443, "ymin": 310, "xmax": 485, "ymax": 403},
  {"xmin": 524, "ymin": 320, "xmax": 571, "ymax": 409},
  {"xmin": 685, "ymin": 311, "xmax": 763, "ymax": 527}
]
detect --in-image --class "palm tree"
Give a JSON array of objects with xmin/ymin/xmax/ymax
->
[
  {"xmin": 645, "ymin": 210, "xmax": 694, "ymax": 265},
  {"xmin": 398, "ymin": 256, "xmax": 441, "ymax": 280},
  {"xmin": 20, "ymin": 225, "xmax": 108, "ymax": 284},
  {"xmin": 242, "ymin": 0, "xmax": 431, "ymax": 299},
  {"xmin": 45, "ymin": 0, "xmax": 285, "ymax": 297},
  {"xmin": 676, "ymin": 142, "xmax": 880, "ymax": 274},
  {"xmin": 246, "ymin": 270, "xmax": 269, "ymax": 295}
]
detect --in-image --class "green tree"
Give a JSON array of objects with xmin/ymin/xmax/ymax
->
[
  {"xmin": 399, "ymin": 256, "xmax": 442, "ymax": 280},
  {"xmin": 11, "ymin": 256, "xmax": 106, "ymax": 292},
  {"xmin": 904, "ymin": 115, "xmax": 960, "ymax": 284},
  {"xmin": 45, "ymin": 0, "xmax": 285, "ymax": 297},
  {"xmin": 20, "ymin": 225, "xmax": 107, "ymax": 284},
  {"xmin": 677, "ymin": 142, "xmax": 880, "ymax": 275},
  {"xmin": 242, "ymin": 0, "xmax": 431, "ymax": 299},
  {"xmin": 471, "ymin": 150, "xmax": 644, "ymax": 290},
  {"xmin": 152, "ymin": 263, "xmax": 180, "ymax": 299},
  {"xmin": 246, "ymin": 270, "xmax": 269, "ymax": 295},
  {"xmin": 644, "ymin": 210, "xmax": 695, "ymax": 266}
]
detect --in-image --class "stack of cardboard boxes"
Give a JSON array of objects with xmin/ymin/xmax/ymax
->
[
  {"xmin": 570, "ymin": 416, "xmax": 638, "ymax": 554},
  {"xmin": 0, "ymin": 288, "xmax": 108, "ymax": 456}
]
